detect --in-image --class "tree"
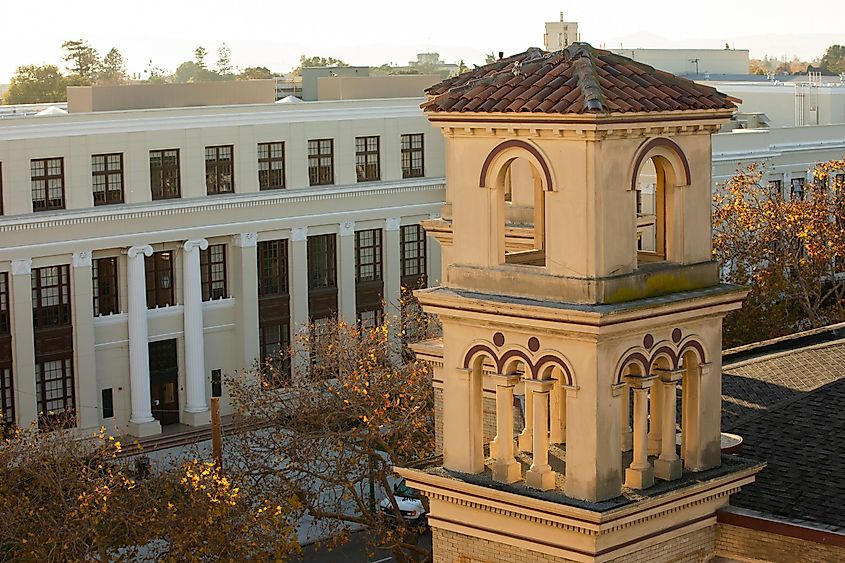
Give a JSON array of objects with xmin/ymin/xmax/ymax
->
[
  {"xmin": 293, "ymin": 54, "xmax": 349, "ymax": 76},
  {"xmin": 237, "ymin": 66, "xmax": 274, "ymax": 80},
  {"xmin": 216, "ymin": 43, "xmax": 234, "ymax": 77},
  {"xmin": 484, "ymin": 52, "xmax": 498, "ymax": 64},
  {"xmin": 194, "ymin": 46, "xmax": 208, "ymax": 70},
  {"xmin": 226, "ymin": 311, "xmax": 437, "ymax": 562},
  {"xmin": 4, "ymin": 64, "xmax": 67, "ymax": 104},
  {"xmin": 713, "ymin": 160, "xmax": 845, "ymax": 346},
  {"xmin": 820, "ymin": 44, "xmax": 845, "ymax": 73},
  {"xmin": 62, "ymin": 39, "xmax": 100, "ymax": 84},
  {"xmin": 99, "ymin": 47, "xmax": 128, "ymax": 84}
]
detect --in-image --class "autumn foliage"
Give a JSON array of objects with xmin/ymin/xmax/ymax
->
[{"xmin": 713, "ymin": 160, "xmax": 845, "ymax": 346}]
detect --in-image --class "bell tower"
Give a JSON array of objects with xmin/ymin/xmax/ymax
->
[{"xmin": 399, "ymin": 45, "xmax": 763, "ymax": 562}]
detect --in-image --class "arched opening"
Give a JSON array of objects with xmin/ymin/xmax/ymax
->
[
  {"xmin": 634, "ymin": 157, "xmax": 666, "ymax": 262},
  {"xmin": 499, "ymin": 157, "xmax": 546, "ymax": 267}
]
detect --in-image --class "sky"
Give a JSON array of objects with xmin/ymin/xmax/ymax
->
[{"xmin": 1, "ymin": 1, "xmax": 844, "ymax": 82}]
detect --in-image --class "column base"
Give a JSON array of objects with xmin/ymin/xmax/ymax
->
[
  {"xmin": 525, "ymin": 465, "xmax": 555, "ymax": 490},
  {"xmin": 654, "ymin": 457, "xmax": 683, "ymax": 481},
  {"xmin": 127, "ymin": 419, "xmax": 162, "ymax": 438},
  {"xmin": 492, "ymin": 458, "xmax": 522, "ymax": 484},
  {"xmin": 625, "ymin": 465, "xmax": 654, "ymax": 489},
  {"xmin": 648, "ymin": 435, "xmax": 661, "ymax": 456},
  {"xmin": 183, "ymin": 409, "xmax": 211, "ymax": 427},
  {"xmin": 621, "ymin": 430, "xmax": 633, "ymax": 452},
  {"xmin": 517, "ymin": 431, "xmax": 532, "ymax": 452}
]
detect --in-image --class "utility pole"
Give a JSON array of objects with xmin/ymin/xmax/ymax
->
[{"xmin": 211, "ymin": 396, "xmax": 223, "ymax": 470}]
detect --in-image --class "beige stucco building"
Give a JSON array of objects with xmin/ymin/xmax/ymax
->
[{"xmin": 0, "ymin": 94, "xmax": 444, "ymax": 436}]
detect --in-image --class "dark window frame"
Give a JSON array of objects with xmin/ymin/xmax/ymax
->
[
  {"xmin": 35, "ymin": 357, "xmax": 75, "ymax": 427},
  {"xmin": 150, "ymin": 149, "xmax": 181, "ymax": 200},
  {"xmin": 400, "ymin": 133, "xmax": 425, "ymax": 179},
  {"xmin": 258, "ymin": 141, "xmax": 286, "ymax": 190},
  {"xmin": 0, "ymin": 272, "xmax": 11, "ymax": 427},
  {"xmin": 32, "ymin": 265, "xmax": 72, "ymax": 329},
  {"xmin": 308, "ymin": 234, "xmax": 337, "ymax": 290},
  {"xmin": 400, "ymin": 224, "xmax": 427, "ymax": 284},
  {"xmin": 92, "ymin": 153, "xmax": 125, "ymax": 205},
  {"xmin": 200, "ymin": 244, "xmax": 228, "ymax": 301},
  {"xmin": 258, "ymin": 239, "xmax": 289, "ymax": 297},
  {"xmin": 101, "ymin": 388, "xmax": 114, "ymax": 418},
  {"xmin": 145, "ymin": 251, "xmax": 175, "ymax": 308},
  {"xmin": 355, "ymin": 136, "xmax": 380, "ymax": 182},
  {"xmin": 308, "ymin": 139, "xmax": 334, "ymax": 186},
  {"xmin": 31, "ymin": 157, "xmax": 65, "ymax": 211},
  {"xmin": 93, "ymin": 257, "xmax": 119, "ymax": 316},
  {"xmin": 355, "ymin": 228, "xmax": 383, "ymax": 283},
  {"xmin": 0, "ymin": 272, "xmax": 9, "ymax": 335},
  {"xmin": 259, "ymin": 323, "xmax": 291, "ymax": 388},
  {"xmin": 790, "ymin": 177, "xmax": 805, "ymax": 200},
  {"xmin": 205, "ymin": 145, "xmax": 235, "ymax": 195},
  {"xmin": 0, "ymin": 161, "xmax": 4, "ymax": 215}
]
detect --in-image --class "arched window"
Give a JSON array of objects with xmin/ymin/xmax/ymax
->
[{"xmin": 500, "ymin": 157, "xmax": 546, "ymax": 267}]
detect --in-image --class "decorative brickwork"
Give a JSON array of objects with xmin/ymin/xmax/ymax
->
[
  {"xmin": 433, "ymin": 525, "xmax": 716, "ymax": 563},
  {"xmin": 716, "ymin": 523, "xmax": 845, "ymax": 563}
]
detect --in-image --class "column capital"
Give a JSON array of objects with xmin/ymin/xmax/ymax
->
[
  {"xmin": 232, "ymin": 232, "xmax": 257, "ymax": 248},
  {"xmin": 10, "ymin": 258, "xmax": 32, "ymax": 276},
  {"xmin": 339, "ymin": 221, "xmax": 355, "ymax": 237},
  {"xmin": 291, "ymin": 226, "xmax": 308, "ymax": 242},
  {"xmin": 699, "ymin": 362, "xmax": 713, "ymax": 377},
  {"xmin": 624, "ymin": 373, "xmax": 657, "ymax": 389},
  {"xmin": 654, "ymin": 367, "xmax": 685, "ymax": 383},
  {"xmin": 183, "ymin": 239, "xmax": 209, "ymax": 253},
  {"xmin": 126, "ymin": 245, "xmax": 153, "ymax": 259},
  {"xmin": 486, "ymin": 373, "xmax": 520, "ymax": 387},
  {"xmin": 385, "ymin": 217, "xmax": 401, "ymax": 232},
  {"xmin": 524, "ymin": 378, "xmax": 555, "ymax": 393},
  {"xmin": 72, "ymin": 251, "xmax": 92, "ymax": 268}
]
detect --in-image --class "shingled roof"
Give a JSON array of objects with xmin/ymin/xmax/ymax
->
[{"xmin": 422, "ymin": 43, "xmax": 736, "ymax": 115}]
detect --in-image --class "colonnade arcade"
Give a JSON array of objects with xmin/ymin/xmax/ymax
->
[{"xmin": 461, "ymin": 329, "xmax": 710, "ymax": 497}]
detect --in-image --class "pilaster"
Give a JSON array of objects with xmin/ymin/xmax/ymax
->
[
  {"xmin": 442, "ymin": 367, "xmax": 484, "ymax": 474},
  {"xmin": 182, "ymin": 239, "xmax": 210, "ymax": 427},
  {"xmin": 338, "ymin": 221, "xmax": 356, "ymax": 324},
  {"xmin": 71, "ymin": 251, "xmax": 99, "ymax": 430},
  {"xmin": 384, "ymin": 217, "xmax": 401, "ymax": 318},
  {"xmin": 231, "ymin": 233, "xmax": 259, "ymax": 368},
  {"xmin": 289, "ymin": 227, "xmax": 310, "ymax": 373},
  {"xmin": 10, "ymin": 259, "xmax": 36, "ymax": 428}
]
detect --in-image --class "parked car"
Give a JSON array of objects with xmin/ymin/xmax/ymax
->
[{"xmin": 379, "ymin": 478, "xmax": 427, "ymax": 527}]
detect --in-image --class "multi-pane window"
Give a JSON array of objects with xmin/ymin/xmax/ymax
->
[
  {"xmin": 31, "ymin": 157, "xmax": 65, "ymax": 211},
  {"xmin": 0, "ymin": 273, "xmax": 8, "ymax": 335},
  {"xmin": 35, "ymin": 358, "xmax": 75, "ymax": 422},
  {"xmin": 308, "ymin": 234, "xmax": 337, "ymax": 289},
  {"xmin": 31, "ymin": 265, "xmax": 71, "ymax": 328},
  {"xmin": 355, "ymin": 136, "xmax": 380, "ymax": 182},
  {"xmin": 790, "ymin": 177, "xmax": 805, "ymax": 200},
  {"xmin": 200, "ymin": 244, "xmax": 227, "ymax": 301},
  {"xmin": 400, "ymin": 225, "xmax": 427, "ymax": 283},
  {"xmin": 769, "ymin": 179, "xmax": 783, "ymax": 194},
  {"xmin": 145, "ymin": 251, "xmax": 174, "ymax": 308},
  {"xmin": 258, "ymin": 142, "xmax": 285, "ymax": 190},
  {"xmin": 0, "ymin": 162, "xmax": 4, "ymax": 215},
  {"xmin": 0, "ymin": 367, "xmax": 13, "ymax": 427},
  {"xmin": 400, "ymin": 134, "xmax": 424, "ymax": 179},
  {"xmin": 0, "ymin": 273, "xmax": 11, "ymax": 426},
  {"xmin": 308, "ymin": 139, "xmax": 334, "ymax": 186},
  {"xmin": 259, "ymin": 323, "xmax": 290, "ymax": 388},
  {"xmin": 355, "ymin": 229, "xmax": 383, "ymax": 282},
  {"xmin": 93, "ymin": 257, "xmax": 119, "ymax": 316},
  {"xmin": 358, "ymin": 308, "xmax": 383, "ymax": 330},
  {"xmin": 150, "ymin": 149, "xmax": 181, "ymax": 200},
  {"xmin": 258, "ymin": 240, "xmax": 289, "ymax": 297},
  {"xmin": 92, "ymin": 153, "xmax": 124, "ymax": 205},
  {"xmin": 205, "ymin": 145, "xmax": 235, "ymax": 195}
]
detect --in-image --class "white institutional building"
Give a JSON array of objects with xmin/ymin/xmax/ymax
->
[{"xmin": 0, "ymin": 92, "xmax": 443, "ymax": 436}]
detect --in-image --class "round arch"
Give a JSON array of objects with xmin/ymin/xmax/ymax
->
[
  {"xmin": 615, "ymin": 350, "xmax": 650, "ymax": 385},
  {"xmin": 678, "ymin": 338, "xmax": 707, "ymax": 367},
  {"xmin": 479, "ymin": 139, "xmax": 555, "ymax": 192},
  {"xmin": 498, "ymin": 348, "xmax": 535, "ymax": 377},
  {"xmin": 629, "ymin": 137, "xmax": 691, "ymax": 192},
  {"xmin": 535, "ymin": 353, "xmax": 576, "ymax": 386},
  {"xmin": 462, "ymin": 343, "xmax": 499, "ymax": 371},
  {"xmin": 649, "ymin": 345, "xmax": 679, "ymax": 372}
]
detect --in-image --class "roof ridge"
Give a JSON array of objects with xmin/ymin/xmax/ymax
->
[{"xmin": 566, "ymin": 43, "xmax": 606, "ymax": 113}]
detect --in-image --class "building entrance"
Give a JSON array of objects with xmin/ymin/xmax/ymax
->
[{"xmin": 149, "ymin": 339, "xmax": 179, "ymax": 425}]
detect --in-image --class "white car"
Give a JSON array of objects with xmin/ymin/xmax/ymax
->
[{"xmin": 378, "ymin": 479, "xmax": 427, "ymax": 527}]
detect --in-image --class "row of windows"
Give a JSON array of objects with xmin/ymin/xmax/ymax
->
[{"xmin": 1, "ymin": 134, "xmax": 426, "ymax": 214}]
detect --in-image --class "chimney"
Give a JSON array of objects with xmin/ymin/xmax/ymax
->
[{"xmin": 498, "ymin": 51, "xmax": 504, "ymax": 60}]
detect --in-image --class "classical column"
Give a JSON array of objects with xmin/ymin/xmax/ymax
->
[
  {"xmin": 490, "ymin": 373, "xmax": 521, "ymax": 484},
  {"xmin": 125, "ymin": 245, "xmax": 161, "ymax": 437},
  {"xmin": 647, "ymin": 375, "xmax": 663, "ymax": 455},
  {"xmin": 654, "ymin": 369, "xmax": 684, "ymax": 481},
  {"xmin": 549, "ymin": 378, "xmax": 563, "ymax": 444},
  {"xmin": 71, "ymin": 251, "xmax": 99, "ymax": 430},
  {"xmin": 182, "ymin": 239, "xmax": 210, "ymax": 427},
  {"xmin": 231, "ymin": 233, "xmax": 259, "ymax": 368},
  {"xmin": 624, "ymin": 374, "xmax": 656, "ymax": 489},
  {"xmin": 338, "ymin": 221, "xmax": 356, "ymax": 325},
  {"xmin": 384, "ymin": 217, "xmax": 402, "ymax": 361},
  {"xmin": 620, "ymin": 383, "xmax": 633, "ymax": 452},
  {"xmin": 525, "ymin": 379, "xmax": 555, "ymax": 491},
  {"xmin": 10, "ymin": 259, "xmax": 37, "ymax": 428},
  {"xmin": 518, "ymin": 383, "xmax": 534, "ymax": 452},
  {"xmin": 289, "ymin": 227, "xmax": 310, "ymax": 375}
]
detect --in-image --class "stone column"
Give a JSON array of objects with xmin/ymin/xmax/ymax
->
[
  {"xmin": 549, "ymin": 378, "xmax": 563, "ymax": 444},
  {"xmin": 517, "ymin": 383, "xmax": 534, "ymax": 452},
  {"xmin": 10, "ymin": 259, "xmax": 37, "ymax": 428},
  {"xmin": 71, "ymin": 251, "xmax": 99, "ymax": 430},
  {"xmin": 620, "ymin": 383, "xmax": 633, "ymax": 452},
  {"xmin": 289, "ymin": 227, "xmax": 310, "ymax": 375},
  {"xmin": 182, "ymin": 239, "xmax": 210, "ymax": 427},
  {"xmin": 654, "ymin": 369, "xmax": 684, "ymax": 481},
  {"xmin": 647, "ymin": 375, "xmax": 663, "ymax": 455},
  {"xmin": 525, "ymin": 379, "xmax": 555, "ymax": 491},
  {"xmin": 624, "ymin": 374, "xmax": 656, "ymax": 489},
  {"xmin": 125, "ymin": 245, "xmax": 161, "ymax": 437},
  {"xmin": 231, "ymin": 233, "xmax": 259, "ymax": 368},
  {"xmin": 338, "ymin": 221, "xmax": 357, "ymax": 325},
  {"xmin": 490, "ymin": 373, "xmax": 521, "ymax": 484}
]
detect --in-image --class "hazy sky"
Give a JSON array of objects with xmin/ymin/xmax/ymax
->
[{"xmin": 1, "ymin": 1, "xmax": 844, "ymax": 81}]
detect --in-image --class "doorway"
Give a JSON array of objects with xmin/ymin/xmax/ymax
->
[{"xmin": 149, "ymin": 339, "xmax": 179, "ymax": 425}]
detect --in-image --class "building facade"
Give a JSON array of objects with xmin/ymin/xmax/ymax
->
[{"xmin": 0, "ymin": 97, "xmax": 444, "ymax": 436}]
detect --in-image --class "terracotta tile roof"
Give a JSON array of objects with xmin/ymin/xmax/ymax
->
[{"xmin": 422, "ymin": 43, "xmax": 736, "ymax": 115}]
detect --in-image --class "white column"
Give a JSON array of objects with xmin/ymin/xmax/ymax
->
[
  {"xmin": 491, "ymin": 373, "xmax": 521, "ymax": 484},
  {"xmin": 518, "ymin": 383, "xmax": 534, "ymax": 452},
  {"xmin": 182, "ymin": 239, "xmax": 210, "ymax": 427},
  {"xmin": 10, "ymin": 259, "xmax": 37, "ymax": 428},
  {"xmin": 525, "ymin": 380, "xmax": 555, "ymax": 491},
  {"xmin": 71, "ymin": 251, "xmax": 99, "ymax": 430},
  {"xmin": 338, "ymin": 221, "xmax": 357, "ymax": 325},
  {"xmin": 625, "ymin": 375, "xmax": 655, "ymax": 490},
  {"xmin": 289, "ymin": 227, "xmax": 310, "ymax": 375},
  {"xmin": 655, "ymin": 370, "xmax": 684, "ymax": 481},
  {"xmin": 125, "ymin": 245, "xmax": 161, "ymax": 437}
]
